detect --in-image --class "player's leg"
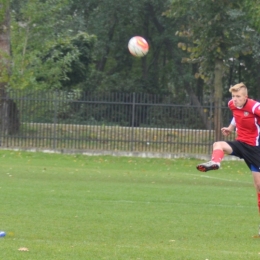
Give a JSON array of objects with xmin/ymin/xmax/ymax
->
[
  {"xmin": 196, "ymin": 141, "xmax": 233, "ymax": 172},
  {"xmin": 252, "ymin": 170, "xmax": 260, "ymax": 213},
  {"xmin": 251, "ymin": 170, "xmax": 260, "ymax": 236}
]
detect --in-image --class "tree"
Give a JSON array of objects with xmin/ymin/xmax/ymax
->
[
  {"xmin": 67, "ymin": 0, "xmax": 193, "ymax": 97},
  {"xmin": 10, "ymin": 0, "xmax": 196, "ymax": 100},
  {"xmin": 0, "ymin": 0, "xmax": 10, "ymax": 89},
  {"xmin": 0, "ymin": 0, "xmax": 19, "ymax": 134},
  {"xmin": 37, "ymin": 32, "xmax": 96, "ymax": 90},
  {"xmin": 10, "ymin": 0, "xmax": 96, "ymax": 90},
  {"xmin": 167, "ymin": 0, "xmax": 253, "ymax": 139}
]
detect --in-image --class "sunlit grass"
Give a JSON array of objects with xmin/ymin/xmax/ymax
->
[{"xmin": 0, "ymin": 150, "xmax": 259, "ymax": 259}]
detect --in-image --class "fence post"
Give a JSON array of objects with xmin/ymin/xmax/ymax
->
[
  {"xmin": 53, "ymin": 91, "xmax": 58, "ymax": 150},
  {"xmin": 208, "ymin": 91, "xmax": 213, "ymax": 155},
  {"xmin": 131, "ymin": 92, "xmax": 136, "ymax": 151}
]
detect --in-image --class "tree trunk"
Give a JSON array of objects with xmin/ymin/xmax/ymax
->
[
  {"xmin": 184, "ymin": 83, "xmax": 211, "ymax": 129},
  {"xmin": 0, "ymin": 1, "xmax": 19, "ymax": 135},
  {"xmin": 213, "ymin": 59, "xmax": 224, "ymax": 141}
]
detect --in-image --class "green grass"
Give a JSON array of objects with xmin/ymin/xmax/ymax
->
[
  {"xmin": 0, "ymin": 150, "xmax": 259, "ymax": 259},
  {"xmin": 4, "ymin": 124, "xmax": 236, "ymax": 154}
]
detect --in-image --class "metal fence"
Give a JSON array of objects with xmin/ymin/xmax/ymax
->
[{"xmin": 0, "ymin": 90, "xmax": 234, "ymax": 156}]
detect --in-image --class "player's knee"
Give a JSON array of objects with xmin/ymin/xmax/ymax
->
[
  {"xmin": 213, "ymin": 141, "xmax": 222, "ymax": 150},
  {"xmin": 255, "ymin": 182, "xmax": 260, "ymax": 192},
  {"xmin": 253, "ymin": 176, "xmax": 260, "ymax": 191}
]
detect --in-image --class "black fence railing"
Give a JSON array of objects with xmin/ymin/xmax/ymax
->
[{"xmin": 0, "ymin": 90, "xmax": 234, "ymax": 155}]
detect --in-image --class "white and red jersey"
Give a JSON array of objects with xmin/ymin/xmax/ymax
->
[{"xmin": 228, "ymin": 98, "xmax": 260, "ymax": 146}]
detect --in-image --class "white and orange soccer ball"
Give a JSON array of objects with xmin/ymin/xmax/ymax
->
[{"xmin": 128, "ymin": 36, "xmax": 149, "ymax": 57}]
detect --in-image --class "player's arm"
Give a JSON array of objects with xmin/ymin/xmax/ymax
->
[
  {"xmin": 253, "ymin": 103, "xmax": 260, "ymax": 116},
  {"xmin": 221, "ymin": 117, "xmax": 236, "ymax": 136}
]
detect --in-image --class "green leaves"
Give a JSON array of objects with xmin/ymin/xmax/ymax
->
[
  {"xmin": 0, "ymin": 0, "xmax": 10, "ymax": 24},
  {"xmin": 10, "ymin": 0, "xmax": 96, "ymax": 90},
  {"xmin": 168, "ymin": 0, "xmax": 253, "ymax": 83}
]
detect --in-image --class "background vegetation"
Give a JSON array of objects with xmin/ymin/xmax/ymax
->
[
  {"xmin": 5, "ymin": 0, "xmax": 260, "ymax": 97},
  {"xmin": 1, "ymin": 0, "xmax": 260, "ymax": 137}
]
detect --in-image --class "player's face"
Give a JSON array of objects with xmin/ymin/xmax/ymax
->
[{"xmin": 231, "ymin": 89, "xmax": 248, "ymax": 107}]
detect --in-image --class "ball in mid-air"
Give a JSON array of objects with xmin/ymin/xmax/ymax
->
[{"xmin": 128, "ymin": 36, "xmax": 149, "ymax": 57}]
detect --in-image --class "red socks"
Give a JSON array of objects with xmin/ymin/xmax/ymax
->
[
  {"xmin": 258, "ymin": 193, "xmax": 260, "ymax": 213},
  {"xmin": 211, "ymin": 149, "xmax": 224, "ymax": 163}
]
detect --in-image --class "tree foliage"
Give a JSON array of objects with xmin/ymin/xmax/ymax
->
[
  {"xmin": 2, "ymin": 0, "xmax": 260, "ymax": 126},
  {"xmin": 0, "ymin": 0, "xmax": 11, "ymax": 84},
  {"xmin": 168, "ymin": 0, "xmax": 251, "ymax": 82},
  {"xmin": 164, "ymin": 0, "xmax": 260, "ymax": 135},
  {"xmin": 65, "ymin": 0, "xmax": 193, "ymax": 97},
  {"xmin": 10, "ymin": 0, "xmax": 96, "ymax": 90}
]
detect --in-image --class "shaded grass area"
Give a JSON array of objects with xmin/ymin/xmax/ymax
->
[{"xmin": 0, "ymin": 150, "xmax": 259, "ymax": 259}]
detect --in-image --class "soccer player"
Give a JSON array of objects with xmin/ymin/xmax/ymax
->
[{"xmin": 196, "ymin": 83, "xmax": 260, "ymax": 217}]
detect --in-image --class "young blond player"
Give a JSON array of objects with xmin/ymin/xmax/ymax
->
[{"xmin": 197, "ymin": 83, "xmax": 260, "ymax": 230}]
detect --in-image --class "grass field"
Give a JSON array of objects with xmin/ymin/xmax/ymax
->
[{"xmin": 1, "ymin": 150, "xmax": 260, "ymax": 260}]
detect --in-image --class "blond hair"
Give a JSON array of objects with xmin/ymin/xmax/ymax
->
[{"xmin": 229, "ymin": 82, "xmax": 248, "ymax": 95}]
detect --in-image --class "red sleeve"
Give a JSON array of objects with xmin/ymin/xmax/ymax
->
[{"xmin": 253, "ymin": 102, "xmax": 260, "ymax": 116}]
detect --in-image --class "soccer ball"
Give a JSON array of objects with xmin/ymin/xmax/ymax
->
[{"xmin": 128, "ymin": 36, "xmax": 149, "ymax": 57}]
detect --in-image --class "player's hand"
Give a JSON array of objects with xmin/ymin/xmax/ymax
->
[{"xmin": 221, "ymin": 127, "xmax": 231, "ymax": 136}]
